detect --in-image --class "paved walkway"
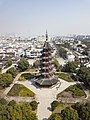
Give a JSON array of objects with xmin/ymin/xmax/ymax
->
[
  {"xmin": 1, "ymin": 65, "xmax": 13, "ymax": 73},
  {"xmin": 15, "ymin": 79, "xmax": 76, "ymax": 120},
  {"xmin": 2, "ymin": 71, "xmax": 38, "ymax": 97},
  {"xmin": 79, "ymin": 83, "xmax": 90, "ymax": 99},
  {"xmin": 1, "ymin": 71, "xmax": 89, "ymax": 120}
]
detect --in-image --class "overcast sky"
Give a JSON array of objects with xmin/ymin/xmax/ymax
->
[{"xmin": 0, "ymin": 0, "xmax": 90, "ymax": 36}]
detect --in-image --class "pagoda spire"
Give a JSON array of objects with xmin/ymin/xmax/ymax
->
[{"xmin": 46, "ymin": 30, "xmax": 48, "ymax": 41}]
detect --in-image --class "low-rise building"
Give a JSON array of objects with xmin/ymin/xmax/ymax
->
[{"xmin": 67, "ymin": 52, "xmax": 75, "ymax": 62}]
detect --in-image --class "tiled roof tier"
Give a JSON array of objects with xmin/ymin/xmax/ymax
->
[
  {"xmin": 40, "ymin": 64, "xmax": 54, "ymax": 69},
  {"xmin": 41, "ymin": 60, "xmax": 53, "ymax": 64},
  {"xmin": 35, "ymin": 32, "xmax": 58, "ymax": 87},
  {"xmin": 41, "ymin": 56, "xmax": 52, "ymax": 59},
  {"xmin": 36, "ymin": 76, "xmax": 58, "ymax": 87}
]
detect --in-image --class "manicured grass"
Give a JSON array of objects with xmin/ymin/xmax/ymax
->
[
  {"xmin": 55, "ymin": 72, "xmax": 74, "ymax": 82},
  {"xmin": 53, "ymin": 103, "xmax": 70, "ymax": 113},
  {"xmin": 57, "ymin": 84, "xmax": 86, "ymax": 98},
  {"xmin": 26, "ymin": 68, "xmax": 38, "ymax": 72},
  {"xmin": 18, "ymin": 73, "xmax": 35, "ymax": 81},
  {"xmin": 18, "ymin": 76, "xmax": 26, "ymax": 81},
  {"xmin": 8, "ymin": 84, "xmax": 35, "ymax": 97},
  {"xmin": 0, "ymin": 89, "xmax": 5, "ymax": 96},
  {"xmin": 65, "ymin": 84, "xmax": 86, "ymax": 98}
]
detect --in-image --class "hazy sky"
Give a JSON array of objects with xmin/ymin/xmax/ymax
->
[{"xmin": 0, "ymin": 0, "xmax": 90, "ymax": 36}]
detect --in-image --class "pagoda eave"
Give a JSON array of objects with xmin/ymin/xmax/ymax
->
[{"xmin": 35, "ymin": 77, "xmax": 59, "ymax": 87}]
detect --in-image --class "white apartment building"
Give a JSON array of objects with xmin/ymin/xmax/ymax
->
[{"xmin": 67, "ymin": 52, "xmax": 75, "ymax": 62}]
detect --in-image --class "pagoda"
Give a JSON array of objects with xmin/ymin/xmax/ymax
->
[{"xmin": 36, "ymin": 31, "xmax": 58, "ymax": 87}]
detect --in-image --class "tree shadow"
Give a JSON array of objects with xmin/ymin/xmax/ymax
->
[
  {"xmin": 43, "ymin": 118, "xmax": 48, "ymax": 120},
  {"xmin": 47, "ymin": 107, "xmax": 52, "ymax": 111},
  {"xmin": 30, "ymin": 80, "xmax": 40, "ymax": 88}
]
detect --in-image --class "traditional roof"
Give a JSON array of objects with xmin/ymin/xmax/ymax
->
[
  {"xmin": 36, "ymin": 77, "xmax": 58, "ymax": 86},
  {"xmin": 35, "ymin": 31, "xmax": 58, "ymax": 87}
]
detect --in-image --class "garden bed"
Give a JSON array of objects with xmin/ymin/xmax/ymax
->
[
  {"xmin": 18, "ymin": 73, "xmax": 35, "ymax": 81},
  {"xmin": 53, "ymin": 103, "xmax": 71, "ymax": 113},
  {"xmin": 57, "ymin": 84, "xmax": 86, "ymax": 98},
  {"xmin": 8, "ymin": 84, "xmax": 35, "ymax": 97},
  {"xmin": 55, "ymin": 72, "xmax": 74, "ymax": 82}
]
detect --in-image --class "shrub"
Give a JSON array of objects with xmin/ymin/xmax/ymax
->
[
  {"xmin": 18, "ymin": 58, "xmax": 29, "ymax": 71},
  {"xmin": 8, "ymin": 100, "xmax": 16, "ymax": 106},
  {"xmin": 21, "ymin": 73, "xmax": 34, "ymax": 80},
  {"xmin": 6, "ymin": 59, "xmax": 12, "ymax": 67},
  {"xmin": 51, "ymin": 101, "xmax": 59, "ymax": 111},
  {"xmin": 0, "ymin": 73, "xmax": 13, "ymax": 88},
  {"xmin": 30, "ymin": 101, "xmax": 38, "ymax": 111},
  {"xmin": 48, "ymin": 113, "xmax": 62, "ymax": 120},
  {"xmin": 55, "ymin": 72, "xmax": 74, "ymax": 82},
  {"xmin": 18, "ymin": 76, "xmax": 26, "ymax": 81},
  {"xmin": 8, "ymin": 84, "xmax": 35, "ymax": 97},
  {"xmin": 0, "ymin": 98, "xmax": 7, "ymax": 105},
  {"xmin": 65, "ymin": 84, "xmax": 85, "ymax": 97},
  {"xmin": 6, "ymin": 67, "xmax": 18, "ymax": 78}
]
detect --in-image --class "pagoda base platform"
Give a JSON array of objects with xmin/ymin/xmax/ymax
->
[{"xmin": 35, "ymin": 76, "xmax": 59, "ymax": 87}]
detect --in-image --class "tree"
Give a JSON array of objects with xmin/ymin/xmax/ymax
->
[
  {"xmin": 48, "ymin": 113, "xmax": 62, "ymax": 120},
  {"xmin": 0, "ymin": 101, "xmax": 38, "ymax": 120},
  {"xmin": 8, "ymin": 100, "xmax": 16, "ymax": 106},
  {"xmin": 77, "ymin": 66, "xmax": 88, "ymax": 81},
  {"xmin": 77, "ymin": 66, "xmax": 90, "ymax": 86},
  {"xmin": 29, "ymin": 112, "xmax": 38, "ymax": 120},
  {"xmin": 53, "ymin": 58, "xmax": 61, "ymax": 71},
  {"xmin": 30, "ymin": 101, "xmax": 38, "ymax": 111},
  {"xmin": 18, "ymin": 58, "xmax": 29, "ymax": 71},
  {"xmin": 63, "ymin": 62, "xmax": 77, "ymax": 73},
  {"xmin": 6, "ymin": 59, "xmax": 12, "ymax": 67},
  {"xmin": 72, "ymin": 102, "xmax": 90, "ymax": 120},
  {"xmin": 51, "ymin": 101, "xmax": 59, "ymax": 111},
  {"xmin": 33, "ymin": 60, "xmax": 40, "ymax": 68},
  {"xmin": 0, "ymin": 73, "xmax": 13, "ymax": 88},
  {"xmin": 6, "ymin": 67, "xmax": 18, "ymax": 78},
  {"xmin": 0, "ymin": 98, "xmax": 7, "ymax": 105},
  {"xmin": 58, "ymin": 47, "xmax": 67, "ymax": 59},
  {"xmin": 61, "ymin": 107, "xmax": 79, "ymax": 120}
]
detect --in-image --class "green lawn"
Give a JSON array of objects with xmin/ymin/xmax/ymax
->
[
  {"xmin": 8, "ymin": 84, "xmax": 35, "ymax": 97},
  {"xmin": 0, "ymin": 89, "xmax": 5, "ymax": 97},
  {"xmin": 55, "ymin": 72, "xmax": 74, "ymax": 82},
  {"xmin": 26, "ymin": 68, "xmax": 38, "ymax": 72},
  {"xmin": 18, "ymin": 73, "xmax": 35, "ymax": 81},
  {"xmin": 65, "ymin": 84, "xmax": 86, "ymax": 98},
  {"xmin": 57, "ymin": 84, "xmax": 86, "ymax": 98},
  {"xmin": 53, "ymin": 103, "xmax": 71, "ymax": 113}
]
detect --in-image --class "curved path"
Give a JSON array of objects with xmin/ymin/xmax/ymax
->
[
  {"xmin": 1, "ymin": 71, "xmax": 89, "ymax": 120},
  {"xmin": 13, "ymin": 78, "xmax": 77, "ymax": 120}
]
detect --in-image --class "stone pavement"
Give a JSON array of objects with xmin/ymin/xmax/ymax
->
[
  {"xmin": 1, "ymin": 71, "xmax": 85, "ymax": 120},
  {"xmin": 16, "ymin": 79, "xmax": 77, "ymax": 120}
]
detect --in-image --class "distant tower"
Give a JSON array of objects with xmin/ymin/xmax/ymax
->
[{"xmin": 36, "ymin": 31, "xmax": 58, "ymax": 87}]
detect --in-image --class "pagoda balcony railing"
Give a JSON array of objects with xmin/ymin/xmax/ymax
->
[
  {"xmin": 41, "ymin": 71, "xmax": 54, "ymax": 75},
  {"xmin": 41, "ymin": 65, "xmax": 54, "ymax": 69},
  {"xmin": 40, "ymin": 59, "xmax": 53, "ymax": 62},
  {"xmin": 41, "ymin": 64, "xmax": 53, "ymax": 68},
  {"xmin": 42, "ymin": 61, "xmax": 53, "ymax": 64},
  {"xmin": 42, "ymin": 51, "xmax": 51, "ymax": 54},
  {"xmin": 42, "ymin": 54, "xmax": 51, "ymax": 58},
  {"xmin": 42, "ymin": 48, "xmax": 51, "ymax": 51},
  {"xmin": 42, "ymin": 56, "xmax": 52, "ymax": 59}
]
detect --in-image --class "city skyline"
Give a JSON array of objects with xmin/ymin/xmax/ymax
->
[{"xmin": 0, "ymin": 0, "xmax": 90, "ymax": 36}]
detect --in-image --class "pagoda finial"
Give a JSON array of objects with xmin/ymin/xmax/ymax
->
[{"xmin": 46, "ymin": 30, "xmax": 48, "ymax": 41}]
